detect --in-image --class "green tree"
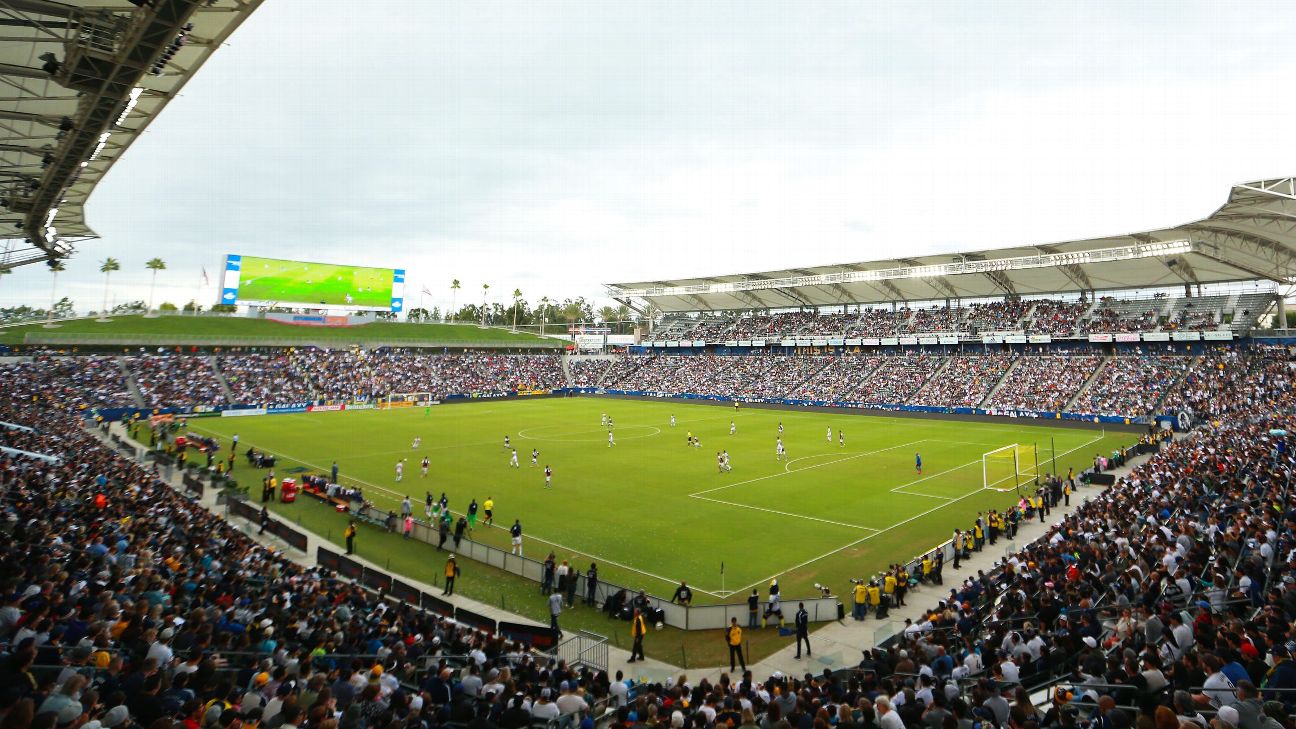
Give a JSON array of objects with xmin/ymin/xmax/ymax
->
[
  {"xmin": 98, "ymin": 257, "xmax": 120, "ymax": 320},
  {"xmin": 449, "ymin": 279, "xmax": 461, "ymax": 322},
  {"xmin": 538, "ymin": 296, "xmax": 551, "ymax": 335},
  {"xmin": 511, "ymin": 288, "xmax": 523, "ymax": 332},
  {"xmin": 159, "ymin": 302, "xmax": 179, "ymax": 312},
  {"xmin": 145, "ymin": 257, "xmax": 166, "ymax": 313},
  {"xmin": 405, "ymin": 307, "xmax": 431, "ymax": 323},
  {"xmin": 480, "ymin": 283, "xmax": 490, "ymax": 326}
]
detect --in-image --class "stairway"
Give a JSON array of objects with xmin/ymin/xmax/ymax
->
[
  {"xmin": 976, "ymin": 355, "xmax": 1021, "ymax": 409},
  {"xmin": 779, "ymin": 357, "xmax": 832, "ymax": 398},
  {"xmin": 1062, "ymin": 355, "xmax": 1112, "ymax": 411},
  {"xmin": 559, "ymin": 354, "xmax": 575, "ymax": 387},
  {"xmin": 117, "ymin": 356, "xmax": 146, "ymax": 407},
  {"xmin": 209, "ymin": 355, "xmax": 236, "ymax": 402}
]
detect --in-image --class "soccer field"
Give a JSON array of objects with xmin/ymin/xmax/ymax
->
[{"xmin": 193, "ymin": 398, "xmax": 1132, "ymax": 605}]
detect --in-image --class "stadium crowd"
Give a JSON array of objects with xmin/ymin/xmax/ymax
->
[
  {"xmin": 0, "ymin": 392, "xmax": 615, "ymax": 729},
  {"xmin": 912, "ymin": 356, "xmax": 1014, "ymax": 408},
  {"xmin": 0, "ymin": 340, "xmax": 1292, "ymax": 729},
  {"xmin": 127, "ymin": 355, "xmax": 229, "ymax": 409},
  {"xmin": 983, "ymin": 355, "xmax": 1102, "ymax": 413}
]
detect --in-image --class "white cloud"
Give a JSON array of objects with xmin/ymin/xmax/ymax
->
[{"xmin": 2, "ymin": 0, "xmax": 1293, "ymax": 314}]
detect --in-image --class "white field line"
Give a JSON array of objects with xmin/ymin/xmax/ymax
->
[
  {"xmin": 517, "ymin": 425, "xmax": 661, "ymax": 442},
  {"xmin": 188, "ymin": 426, "xmax": 729, "ymax": 597},
  {"xmin": 690, "ymin": 494, "xmax": 880, "ymax": 531},
  {"xmin": 688, "ymin": 439, "xmax": 927, "ymax": 498},
  {"xmin": 725, "ymin": 431, "xmax": 1109, "ymax": 596},
  {"xmin": 887, "ymin": 459, "xmax": 982, "ymax": 497}
]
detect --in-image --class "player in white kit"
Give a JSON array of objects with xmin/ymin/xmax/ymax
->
[
  {"xmin": 530, "ymin": 448, "xmax": 539, "ymax": 466},
  {"xmin": 839, "ymin": 431, "xmax": 845, "ymax": 448},
  {"xmin": 776, "ymin": 438, "xmax": 786, "ymax": 461},
  {"xmin": 503, "ymin": 435, "xmax": 510, "ymax": 450},
  {"xmin": 395, "ymin": 459, "xmax": 405, "ymax": 482},
  {"xmin": 607, "ymin": 431, "xmax": 616, "ymax": 447},
  {"xmin": 601, "ymin": 413, "xmax": 607, "ymax": 427},
  {"xmin": 411, "ymin": 436, "xmax": 421, "ymax": 449},
  {"xmin": 509, "ymin": 449, "xmax": 519, "ymax": 468},
  {"xmin": 826, "ymin": 427, "xmax": 832, "ymax": 443},
  {"xmin": 730, "ymin": 421, "xmax": 736, "ymax": 436},
  {"xmin": 670, "ymin": 414, "xmax": 676, "ymax": 427}
]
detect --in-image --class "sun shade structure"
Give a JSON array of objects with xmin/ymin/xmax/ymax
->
[
  {"xmin": 607, "ymin": 178, "xmax": 1296, "ymax": 313},
  {"xmin": 0, "ymin": 0, "xmax": 264, "ymax": 269}
]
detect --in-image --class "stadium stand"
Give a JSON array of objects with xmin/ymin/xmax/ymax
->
[{"xmin": 1, "ymin": 341, "xmax": 1292, "ymax": 729}]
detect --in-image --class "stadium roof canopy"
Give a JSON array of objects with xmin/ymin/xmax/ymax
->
[
  {"xmin": 607, "ymin": 178, "xmax": 1296, "ymax": 313},
  {"xmin": 0, "ymin": 0, "xmax": 263, "ymax": 270}
]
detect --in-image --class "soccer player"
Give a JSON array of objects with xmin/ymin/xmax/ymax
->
[
  {"xmin": 530, "ymin": 448, "xmax": 539, "ymax": 467},
  {"xmin": 509, "ymin": 449, "xmax": 519, "ymax": 468},
  {"xmin": 915, "ymin": 452, "xmax": 922, "ymax": 475},
  {"xmin": 439, "ymin": 492, "xmax": 448, "ymax": 515},
  {"xmin": 716, "ymin": 452, "xmax": 725, "ymax": 474},
  {"xmin": 778, "ymin": 421, "xmax": 784, "ymax": 435},
  {"xmin": 607, "ymin": 416, "xmax": 614, "ymax": 430},
  {"xmin": 721, "ymin": 450, "xmax": 732, "ymax": 472},
  {"xmin": 827, "ymin": 426, "xmax": 832, "ymax": 443},
  {"xmin": 839, "ymin": 430, "xmax": 845, "ymax": 448},
  {"xmin": 601, "ymin": 413, "xmax": 608, "ymax": 427},
  {"xmin": 467, "ymin": 499, "xmax": 478, "ymax": 531},
  {"xmin": 776, "ymin": 437, "xmax": 786, "ymax": 461},
  {"xmin": 510, "ymin": 519, "xmax": 523, "ymax": 556},
  {"xmin": 670, "ymin": 414, "xmax": 676, "ymax": 427},
  {"xmin": 686, "ymin": 430, "xmax": 693, "ymax": 447},
  {"xmin": 483, "ymin": 496, "xmax": 494, "ymax": 525},
  {"xmin": 420, "ymin": 456, "xmax": 430, "ymax": 477},
  {"xmin": 411, "ymin": 436, "xmax": 421, "ymax": 449},
  {"xmin": 729, "ymin": 421, "xmax": 736, "ymax": 436},
  {"xmin": 544, "ymin": 465, "xmax": 552, "ymax": 488},
  {"xmin": 395, "ymin": 459, "xmax": 405, "ymax": 482},
  {"xmin": 424, "ymin": 492, "xmax": 433, "ymax": 518},
  {"xmin": 503, "ymin": 435, "xmax": 510, "ymax": 450}
]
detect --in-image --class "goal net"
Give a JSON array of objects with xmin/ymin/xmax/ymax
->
[
  {"xmin": 379, "ymin": 392, "xmax": 434, "ymax": 410},
  {"xmin": 982, "ymin": 443, "xmax": 1039, "ymax": 492}
]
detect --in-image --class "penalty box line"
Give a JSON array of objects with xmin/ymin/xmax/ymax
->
[
  {"xmin": 727, "ymin": 431, "xmax": 1112, "ymax": 596},
  {"xmin": 188, "ymin": 426, "xmax": 728, "ymax": 598}
]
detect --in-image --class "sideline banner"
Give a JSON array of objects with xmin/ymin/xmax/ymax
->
[{"xmin": 221, "ymin": 408, "xmax": 267, "ymax": 418}]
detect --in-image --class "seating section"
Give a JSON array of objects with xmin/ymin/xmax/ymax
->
[
  {"xmin": 1, "ymin": 344, "xmax": 1293, "ymax": 729},
  {"xmin": 127, "ymin": 354, "xmax": 229, "ymax": 407},
  {"xmin": 646, "ymin": 293, "xmax": 1267, "ymax": 341},
  {"xmin": 912, "ymin": 355, "xmax": 1013, "ymax": 408},
  {"xmin": 984, "ymin": 355, "xmax": 1101, "ymax": 412},
  {"xmin": 568, "ymin": 358, "xmax": 615, "ymax": 387},
  {"xmin": 1071, "ymin": 354, "xmax": 1192, "ymax": 417}
]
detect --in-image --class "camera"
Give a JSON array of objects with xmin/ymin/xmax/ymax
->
[{"xmin": 813, "ymin": 583, "xmax": 833, "ymax": 597}]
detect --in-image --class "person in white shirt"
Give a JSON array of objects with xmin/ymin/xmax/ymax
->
[
  {"xmin": 555, "ymin": 682, "xmax": 588, "ymax": 716},
  {"xmin": 608, "ymin": 672, "xmax": 629, "ymax": 708},
  {"xmin": 876, "ymin": 696, "xmax": 905, "ymax": 729},
  {"xmin": 998, "ymin": 656, "xmax": 1020, "ymax": 684},
  {"xmin": 531, "ymin": 689, "xmax": 560, "ymax": 720}
]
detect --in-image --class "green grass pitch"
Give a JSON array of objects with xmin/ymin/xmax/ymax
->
[
  {"xmin": 192, "ymin": 398, "xmax": 1133, "ymax": 605},
  {"xmin": 236, "ymin": 256, "xmax": 394, "ymax": 308}
]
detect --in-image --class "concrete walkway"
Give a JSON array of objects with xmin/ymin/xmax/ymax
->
[{"xmin": 104, "ymin": 421, "xmax": 1157, "ymax": 684}]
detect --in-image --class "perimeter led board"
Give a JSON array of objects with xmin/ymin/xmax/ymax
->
[{"xmin": 220, "ymin": 255, "xmax": 404, "ymax": 312}]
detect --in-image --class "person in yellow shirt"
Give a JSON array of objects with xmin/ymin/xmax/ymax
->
[
  {"xmin": 442, "ymin": 554, "xmax": 460, "ymax": 596},
  {"xmin": 725, "ymin": 617, "xmax": 745, "ymax": 672},
  {"xmin": 853, "ymin": 581, "xmax": 869, "ymax": 620},
  {"xmin": 344, "ymin": 521, "xmax": 356, "ymax": 555},
  {"xmin": 629, "ymin": 608, "xmax": 647, "ymax": 662},
  {"xmin": 868, "ymin": 582, "xmax": 882, "ymax": 617},
  {"xmin": 883, "ymin": 572, "xmax": 897, "ymax": 597},
  {"xmin": 921, "ymin": 556, "xmax": 933, "ymax": 583},
  {"xmin": 483, "ymin": 497, "xmax": 495, "ymax": 526}
]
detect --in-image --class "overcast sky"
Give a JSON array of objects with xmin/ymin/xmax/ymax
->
[{"xmin": 2, "ymin": 0, "xmax": 1294, "ymax": 313}]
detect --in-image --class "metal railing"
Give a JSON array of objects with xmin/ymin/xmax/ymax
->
[{"xmin": 552, "ymin": 630, "xmax": 609, "ymax": 673}]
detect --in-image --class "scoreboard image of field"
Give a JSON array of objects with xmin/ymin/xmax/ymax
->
[{"xmin": 220, "ymin": 254, "xmax": 405, "ymax": 312}]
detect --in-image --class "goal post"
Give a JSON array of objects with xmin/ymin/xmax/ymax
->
[
  {"xmin": 379, "ymin": 392, "xmax": 434, "ymax": 410},
  {"xmin": 982, "ymin": 443, "xmax": 1039, "ymax": 493}
]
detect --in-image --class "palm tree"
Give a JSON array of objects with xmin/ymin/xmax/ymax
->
[
  {"xmin": 598, "ymin": 305, "xmax": 618, "ymax": 330},
  {"xmin": 97, "ymin": 257, "xmax": 120, "ymax": 321},
  {"xmin": 44, "ymin": 261, "xmax": 65, "ymax": 328},
  {"xmin": 512, "ymin": 288, "xmax": 523, "ymax": 332},
  {"xmin": 538, "ymin": 296, "xmax": 551, "ymax": 335},
  {"xmin": 480, "ymin": 283, "xmax": 490, "ymax": 326},
  {"xmin": 617, "ymin": 304, "xmax": 633, "ymax": 334},
  {"xmin": 144, "ymin": 257, "xmax": 166, "ymax": 316},
  {"xmin": 449, "ymin": 279, "xmax": 460, "ymax": 322}
]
